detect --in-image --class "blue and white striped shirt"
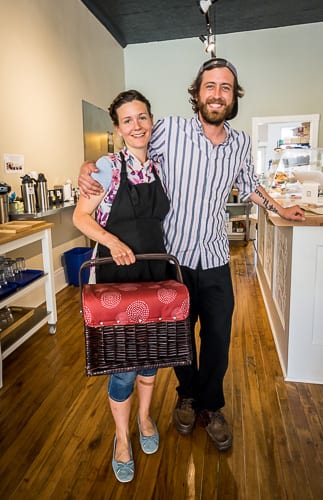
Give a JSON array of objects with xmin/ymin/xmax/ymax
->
[{"xmin": 149, "ymin": 115, "xmax": 259, "ymax": 270}]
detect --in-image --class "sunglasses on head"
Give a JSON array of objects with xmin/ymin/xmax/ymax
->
[{"xmin": 197, "ymin": 58, "xmax": 238, "ymax": 79}]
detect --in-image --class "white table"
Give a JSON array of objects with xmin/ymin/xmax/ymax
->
[{"xmin": 0, "ymin": 222, "xmax": 57, "ymax": 387}]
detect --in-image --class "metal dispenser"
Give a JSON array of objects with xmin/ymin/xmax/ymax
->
[
  {"xmin": 35, "ymin": 173, "xmax": 49, "ymax": 212},
  {"xmin": 21, "ymin": 174, "xmax": 37, "ymax": 213},
  {"xmin": 0, "ymin": 183, "xmax": 11, "ymax": 223}
]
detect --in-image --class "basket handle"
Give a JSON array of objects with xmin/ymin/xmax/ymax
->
[{"xmin": 78, "ymin": 253, "xmax": 184, "ymax": 289}]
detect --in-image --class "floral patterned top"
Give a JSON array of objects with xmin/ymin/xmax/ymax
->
[{"xmin": 93, "ymin": 148, "xmax": 163, "ymax": 228}]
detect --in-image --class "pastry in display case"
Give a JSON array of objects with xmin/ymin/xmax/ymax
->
[{"xmin": 265, "ymin": 148, "xmax": 323, "ymax": 204}]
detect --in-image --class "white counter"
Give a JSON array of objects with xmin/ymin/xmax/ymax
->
[{"xmin": 256, "ymin": 208, "xmax": 323, "ymax": 384}]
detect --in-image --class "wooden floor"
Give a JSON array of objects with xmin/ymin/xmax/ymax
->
[{"xmin": 0, "ymin": 242, "xmax": 322, "ymax": 500}]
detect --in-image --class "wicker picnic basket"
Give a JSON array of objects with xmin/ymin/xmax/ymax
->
[{"xmin": 79, "ymin": 254, "xmax": 192, "ymax": 376}]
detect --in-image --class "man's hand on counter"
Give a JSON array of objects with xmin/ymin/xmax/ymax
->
[
  {"xmin": 250, "ymin": 185, "xmax": 306, "ymax": 222},
  {"xmin": 279, "ymin": 205, "xmax": 306, "ymax": 222}
]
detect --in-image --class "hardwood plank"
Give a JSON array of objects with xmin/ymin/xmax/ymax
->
[{"xmin": 1, "ymin": 243, "xmax": 322, "ymax": 500}]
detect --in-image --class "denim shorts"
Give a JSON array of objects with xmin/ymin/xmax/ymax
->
[{"xmin": 108, "ymin": 368, "xmax": 157, "ymax": 402}]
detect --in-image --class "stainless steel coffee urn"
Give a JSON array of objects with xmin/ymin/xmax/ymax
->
[
  {"xmin": 0, "ymin": 183, "xmax": 11, "ymax": 223},
  {"xmin": 21, "ymin": 174, "xmax": 37, "ymax": 213},
  {"xmin": 35, "ymin": 173, "xmax": 49, "ymax": 212}
]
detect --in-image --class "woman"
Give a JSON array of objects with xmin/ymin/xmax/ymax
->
[{"xmin": 73, "ymin": 90, "xmax": 170, "ymax": 483}]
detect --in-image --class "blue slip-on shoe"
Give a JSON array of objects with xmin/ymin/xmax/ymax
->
[
  {"xmin": 112, "ymin": 436, "xmax": 135, "ymax": 483},
  {"xmin": 137, "ymin": 415, "xmax": 159, "ymax": 455}
]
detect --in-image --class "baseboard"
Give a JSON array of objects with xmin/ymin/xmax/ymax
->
[{"xmin": 55, "ymin": 267, "xmax": 68, "ymax": 294}]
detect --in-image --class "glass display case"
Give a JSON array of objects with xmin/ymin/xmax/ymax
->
[
  {"xmin": 252, "ymin": 114, "xmax": 320, "ymax": 176},
  {"xmin": 263, "ymin": 148, "xmax": 323, "ymax": 200}
]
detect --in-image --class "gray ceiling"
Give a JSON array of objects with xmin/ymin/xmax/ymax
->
[{"xmin": 81, "ymin": 0, "xmax": 323, "ymax": 48}]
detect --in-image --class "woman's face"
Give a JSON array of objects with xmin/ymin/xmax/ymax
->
[{"xmin": 116, "ymin": 100, "xmax": 153, "ymax": 156}]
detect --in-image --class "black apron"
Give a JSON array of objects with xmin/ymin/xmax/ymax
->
[{"xmin": 96, "ymin": 152, "xmax": 170, "ymax": 283}]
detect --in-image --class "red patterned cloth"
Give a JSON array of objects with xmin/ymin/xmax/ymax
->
[{"xmin": 82, "ymin": 280, "xmax": 190, "ymax": 327}]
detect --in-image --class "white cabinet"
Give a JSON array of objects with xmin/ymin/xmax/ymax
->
[
  {"xmin": 0, "ymin": 223, "xmax": 57, "ymax": 387},
  {"xmin": 256, "ymin": 208, "xmax": 323, "ymax": 383}
]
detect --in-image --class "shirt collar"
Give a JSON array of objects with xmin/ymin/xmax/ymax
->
[{"xmin": 122, "ymin": 147, "xmax": 152, "ymax": 170}]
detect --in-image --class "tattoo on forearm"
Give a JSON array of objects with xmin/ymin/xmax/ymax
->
[{"xmin": 255, "ymin": 188, "xmax": 279, "ymax": 214}]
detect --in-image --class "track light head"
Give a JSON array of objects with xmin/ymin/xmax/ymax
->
[
  {"xmin": 199, "ymin": 0, "xmax": 215, "ymax": 15},
  {"xmin": 206, "ymin": 33, "xmax": 215, "ymax": 53}
]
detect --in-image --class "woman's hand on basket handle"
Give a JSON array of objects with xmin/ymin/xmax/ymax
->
[
  {"xmin": 73, "ymin": 192, "xmax": 135, "ymax": 266},
  {"xmin": 108, "ymin": 238, "xmax": 136, "ymax": 266}
]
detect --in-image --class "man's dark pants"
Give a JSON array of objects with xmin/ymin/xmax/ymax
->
[{"xmin": 174, "ymin": 262, "xmax": 234, "ymax": 412}]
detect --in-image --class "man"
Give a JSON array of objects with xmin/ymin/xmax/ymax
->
[{"xmin": 78, "ymin": 58, "xmax": 305, "ymax": 451}]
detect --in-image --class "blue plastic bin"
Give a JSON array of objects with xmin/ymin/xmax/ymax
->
[{"xmin": 63, "ymin": 247, "xmax": 92, "ymax": 286}]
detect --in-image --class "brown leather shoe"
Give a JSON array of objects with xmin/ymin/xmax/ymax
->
[
  {"xmin": 199, "ymin": 410, "xmax": 232, "ymax": 451},
  {"xmin": 173, "ymin": 397, "xmax": 196, "ymax": 435}
]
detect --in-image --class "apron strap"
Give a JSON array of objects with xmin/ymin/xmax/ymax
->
[{"xmin": 119, "ymin": 151, "xmax": 128, "ymax": 181}]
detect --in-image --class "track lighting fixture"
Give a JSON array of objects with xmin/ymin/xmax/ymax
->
[
  {"xmin": 199, "ymin": 0, "xmax": 218, "ymax": 56},
  {"xmin": 199, "ymin": 0, "xmax": 217, "ymax": 15},
  {"xmin": 199, "ymin": 33, "xmax": 216, "ymax": 54}
]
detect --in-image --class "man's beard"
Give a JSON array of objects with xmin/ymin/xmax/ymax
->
[{"xmin": 198, "ymin": 98, "xmax": 234, "ymax": 125}]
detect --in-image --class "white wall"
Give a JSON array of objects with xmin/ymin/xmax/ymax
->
[
  {"xmin": 0, "ymin": 0, "xmax": 124, "ymax": 195},
  {"xmin": 124, "ymin": 23, "xmax": 323, "ymax": 146},
  {"xmin": 0, "ymin": 0, "xmax": 125, "ymax": 291}
]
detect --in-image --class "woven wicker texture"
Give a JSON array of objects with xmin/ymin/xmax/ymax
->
[
  {"xmin": 79, "ymin": 254, "xmax": 192, "ymax": 376},
  {"xmin": 84, "ymin": 318, "xmax": 191, "ymax": 376}
]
